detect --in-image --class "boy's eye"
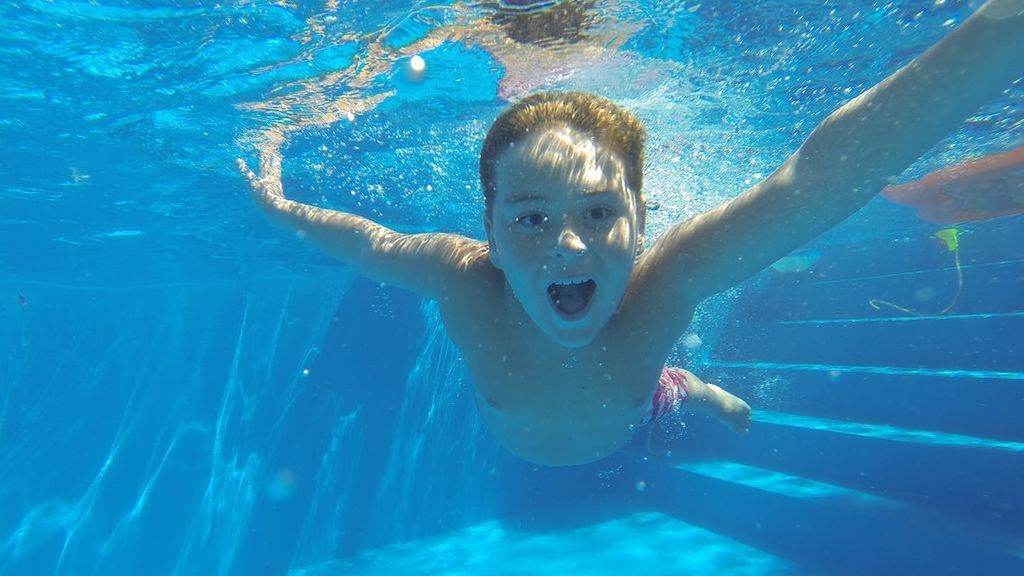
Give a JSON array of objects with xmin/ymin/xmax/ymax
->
[
  {"xmin": 585, "ymin": 205, "xmax": 614, "ymax": 221},
  {"xmin": 515, "ymin": 212, "xmax": 548, "ymax": 228}
]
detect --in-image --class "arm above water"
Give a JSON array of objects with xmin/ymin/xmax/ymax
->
[
  {"xmin": 642, "ymin": 0, "xmax": 1024, "ymax": 308},
  {"xmin": 238, "ymin": 149, "xmax": 489, "ymax": 300}
]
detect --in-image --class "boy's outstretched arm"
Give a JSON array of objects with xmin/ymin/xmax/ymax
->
[
  {"xmin": 238, "ymin": 147, "xmax": 488, "ymax": 300},
  {"xmin": 642, "ymin": 0, "xmax": 1024, "ymax": 308}
]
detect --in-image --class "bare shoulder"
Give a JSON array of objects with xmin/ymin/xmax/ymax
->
[
  {"xmin": 607, "ymin": 240, "xmax": 701, "ymax": 354},
  {"xmin": 431, "ymin": 241, "xmax": 503, "ymax": 304},
  {"xmin": 434, "ymin": 246, "xmax": 511, "ymax": 345},
  {"xmin": 440, "ymin": 236, "xmax": 498, "ymax": 281},
  {"xmin": 361, "ymin": 231, "xmax": 492, "ymax": 299}
]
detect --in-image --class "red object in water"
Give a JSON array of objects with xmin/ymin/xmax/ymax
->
[{"xmin": 882, "ymin": 145, "xmax": 1024, "ymax": 224}]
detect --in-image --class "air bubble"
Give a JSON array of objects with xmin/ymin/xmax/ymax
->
[{"xmin": 682, "ymin": 333, "xmax": 702, "ymax": 349}]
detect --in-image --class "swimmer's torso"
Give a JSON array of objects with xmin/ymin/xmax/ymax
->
[{"xmin": 437, "ymin": 261, "xmax": 688, "ymax": 466}]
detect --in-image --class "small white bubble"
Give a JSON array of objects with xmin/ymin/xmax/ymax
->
[
  {"xmin": 635, "ymin": 480, "xmax": 647, "ymax": 492},
  {"xmin": 409, "ymin": 54, "xmax": 426, "ymax": 73},
  {"xmin": 682, "ymin": 333, "xmax": 702, "ymax": 349}
]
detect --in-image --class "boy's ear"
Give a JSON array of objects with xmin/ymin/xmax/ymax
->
[{"xmin": 484, "ymin": 213, "xmax": 502, "ymax": 268}]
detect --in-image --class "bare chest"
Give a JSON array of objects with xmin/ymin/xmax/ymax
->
[
  {"xmin": 444, "ymin": 307, "xmax": 666, "ymax": 464},
  {"xmin": 430, "ymin": 253, "xmax": 697, "ymax": 464},
  {"xmin": 472, "ymin": 347, "xmax": 653, "ymax": 413}
]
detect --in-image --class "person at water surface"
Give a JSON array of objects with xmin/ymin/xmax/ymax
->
[{"xmin": 240, "ymin": 0, "xmax": 1024, "ymax": 466}]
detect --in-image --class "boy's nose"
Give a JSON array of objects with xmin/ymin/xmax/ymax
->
[{"xmin": 555, "ymin": 228, "xmax": 587, "ymax": 257}]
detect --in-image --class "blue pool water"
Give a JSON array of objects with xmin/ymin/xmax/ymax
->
[{"xmin": 2, "ymin": 1, "xmax": 1022, "ymax": 574}]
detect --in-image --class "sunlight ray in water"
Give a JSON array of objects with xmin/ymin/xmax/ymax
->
[
  {"xmin": 673, "ymin": 460, "xmax": 901, "ymax": 508},
  {"xmin": 777, "ymin": 311, "xmax": 1024, "ymax": 325},
  {"xmin": 709, "ymin": 360, "xmax": 1024, "ymax": 381},
  {"xmin": 291, "ymin": 512, "xmax": 796, "ymax": 576},
  {"xmin": 752, "ymin": 410, "xmax": 1024, "ymax": 452},
  {"xmin": 812, "ymin": 258, "xmax": 1024, "ymax": 285}
]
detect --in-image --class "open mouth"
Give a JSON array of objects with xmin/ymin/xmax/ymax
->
[{"xmin": 547, "ymin": 278, "xmax": 597, "ymax": 320}]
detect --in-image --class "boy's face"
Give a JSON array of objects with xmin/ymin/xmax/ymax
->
[{"xmin": 486, "ymin": 125, "xmax": 640, "ymax": 348}]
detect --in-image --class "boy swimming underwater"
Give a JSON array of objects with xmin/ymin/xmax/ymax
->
[{"xmin": 239, "ymin": 0, "xmax": 1024, "ymax": 466}]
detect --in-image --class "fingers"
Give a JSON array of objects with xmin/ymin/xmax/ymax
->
[
  {"xmin": 236, "ymin": 158, "xmax": 259, "ymax": 185},
  {"xmin": 237, "ymin": 156, "xmax": 288, "ymax": 205}
]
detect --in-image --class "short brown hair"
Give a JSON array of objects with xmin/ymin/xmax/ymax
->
[{"xmin": 480, "ymin": 91, "xmax": 646, "ymax": 222}]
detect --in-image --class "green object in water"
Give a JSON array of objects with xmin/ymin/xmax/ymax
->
[{"xmin": 934, "ymin": 228, "xmax": 959, "ymax": 251}]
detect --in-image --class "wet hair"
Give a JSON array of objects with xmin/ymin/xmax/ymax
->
[{"xmin": 480, "ymin": 91, "xmax": 647, "ymax": 225}]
